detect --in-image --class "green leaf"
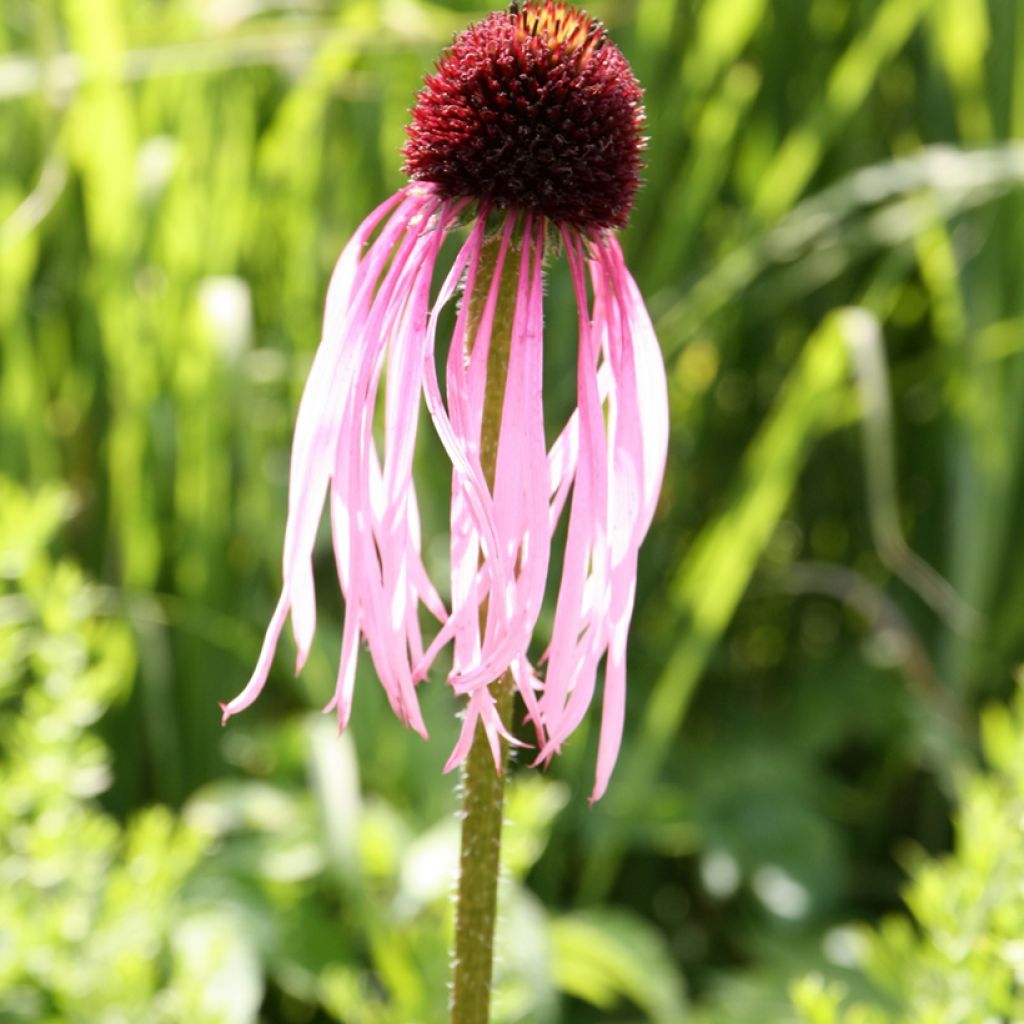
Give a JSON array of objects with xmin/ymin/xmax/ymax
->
[{"xmin": 551, "ymin": 909, "xmax": 688, "ymax": 1022}]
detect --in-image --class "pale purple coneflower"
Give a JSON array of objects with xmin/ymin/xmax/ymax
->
[{"xmin": 222, "ymin": 1, "xmax": 668, "ymax": 801}]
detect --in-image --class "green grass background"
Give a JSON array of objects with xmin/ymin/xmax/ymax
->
[{"xmin": 2, "ymin": 0, "xmax": 1023, "ymax": 1021}]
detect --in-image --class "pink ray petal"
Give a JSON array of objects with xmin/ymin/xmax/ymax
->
[
  {"xmin": 221, "ymin": 592, "xmax": 290, "ymax": 722},
  {"xmin": 227, "ymin": 175, "xmax": 668, "ymax": 800},
  {"xmin": 539, "ymin": 229, "xmax": 609, "ymax": 741}
]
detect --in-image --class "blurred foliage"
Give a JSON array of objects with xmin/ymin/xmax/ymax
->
[
  {"xmin": 0, "ymin": 480, "xmax": 217, "ymax": 1022},
  {"xmin": 0, "ymin": 481, "xmax": 680, "ymax": 1022},
  {"xmin": 792, "ymin": 674, "xmax": 1024, "ymax": 1024},
  {"xmin": 2, "ymin": 0, "xmax": 1023, "ymax": 1020}
]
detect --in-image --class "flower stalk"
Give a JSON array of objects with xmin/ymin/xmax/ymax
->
[{"xmin": 450, "ymin": 233, "xmax": 519, "ymax": 1024}]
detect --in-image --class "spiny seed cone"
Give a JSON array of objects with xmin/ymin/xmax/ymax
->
[{"xmin": 403, "ymin": 2, "xmax": 645, "ymax": 231}]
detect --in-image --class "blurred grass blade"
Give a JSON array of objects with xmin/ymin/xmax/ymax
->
[
  {"xmin": 0, "ymin": 154, "xmax": 66, "ymax": 246},
  {"xmin": 0, "ymin": 24, "xmax": 443, "ymax": 100},
  {"xmin": 751, "ymin": 0, "xmax": 931, "ymax": 221},
  {"xmin": 658, "ymin": 143, "xmax": 1024, "ymax": 350},
  {"xmin": 842, "ymin": 307, "xmax": 977, "ymax": 630}
]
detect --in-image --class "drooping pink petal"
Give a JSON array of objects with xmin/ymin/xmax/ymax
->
[
  {"xmin": 444, "ymin": 686, "xmax": 527, "ymax": 775},
  {"xmin": 536, "ymin": 228, "xmax": 610, "ymax": 754},
  {"xmin": 223, "ymin": 188, "xmax": 429, "ymax": 721},
  {"xmin": 588, "ymin": 234, "xmax": 668, "ymax": 801},
  {"xmin": 227, "ymin": 183, "xmax": 667, "ymax": 800},
  {"xmin": 588, "ymin": 256, "xmax": 642, "ymax": 800},
  {"xmin": 328, "ymin": 212, "xmax": 428, "ymax": 732},
  {"xmin": 221, "ymin": 592, "xmax": 290, "ymax": 721},
  {"xmin": 600, "ymin": 235, "xmax": 669, "ymax": 534},
  {"xmin": 288, "ymin": 189, "xmax": 429, "ymax": 673},
  {"xmin": 421, "ymin": 219, "xmax": 513, "ymax": 622},
  {"xmin": 451, "ymin": 218, "xmax": 550, "ymax": 699},
  {"xmin": 323, "ymin": 595, "xmax": 360, "ymax": 732},
  {"xmin": 525, "ymin": 228, "xmax": 668, "ymax": 799},
  {"xmin": 334, "ymin": 199, "xmax": 461, "ymax": 738}
]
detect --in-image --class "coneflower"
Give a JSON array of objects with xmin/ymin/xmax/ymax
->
[
  {"xmin": 226, "ymin": 4, "xmax": 667, "ymax": 1016},
  {"xmin": 222, "ymin": 1, "xmax": 667, "ymax": 806}
]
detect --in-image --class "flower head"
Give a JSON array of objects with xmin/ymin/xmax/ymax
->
[
  {"xmin": 222, "ymin": 1, "xmax": 668, "ymax": 801},
  {"xmin": 403, "ymin": 2, "xmax": 645, "ymax": 229}
]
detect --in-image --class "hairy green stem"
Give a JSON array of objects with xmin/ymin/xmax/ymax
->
[{"xmin": 449, "ymin": 232, "xmax": 519, "ymax": 1024}]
